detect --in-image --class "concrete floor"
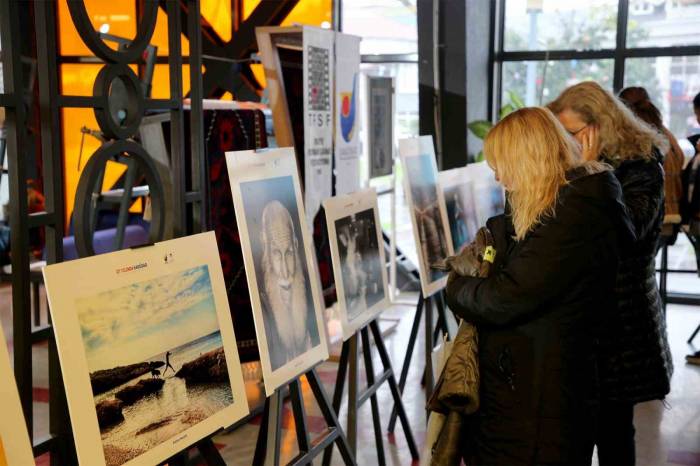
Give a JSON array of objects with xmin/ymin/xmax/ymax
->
[{"xmin": 1, "ymin": 285, "xmax": 699, "ymax": 465}]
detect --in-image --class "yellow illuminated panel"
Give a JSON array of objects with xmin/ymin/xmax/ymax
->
[
  {"xmin": 244, "ymin": 0, "xmax": 332, "ymax": 27},
  {"xmin": 201, "ymin": 0, "xmax": 232, "ymax": 42},
  {"xmin": 58, "ymin": 0, "xmax": 136, "ymax": 56}
]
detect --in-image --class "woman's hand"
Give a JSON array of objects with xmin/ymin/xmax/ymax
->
[{"xmin": 581, "ymin": 125, "xmax": 601, "ymax": 161}]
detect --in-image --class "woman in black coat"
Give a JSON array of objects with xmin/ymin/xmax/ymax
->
[
  {"xmin": 446, "ymin": 107, "xmax": 635, "ymax": 465},
  {"xmin": 549, "ymin": 81, "xmax": 673, "ymax": 466}
]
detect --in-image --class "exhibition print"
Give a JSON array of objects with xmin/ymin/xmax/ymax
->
[
  {"xmin": 399, "ymin": 136, "xmax": 454, "ymax": 297},
  {"xmin": 0, "ymin": 322, "xmax": 35, "ymax": 466},
  {"xmin": 325, "ymin": 189, "xmax": 390, "ymax": 340},
  {"xmin": 226, "ymin": 148, "xmax": 329, "ymax": 396},
  {"xmin": 43, "ymin": 233, "xmax": 249, "ymax": 466},
  {"xmin": 368, "ymin": 76, "xmax": 394, "ymax": 178}
]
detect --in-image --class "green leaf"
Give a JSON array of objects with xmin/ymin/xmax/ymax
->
[
  {"xmin": 467, "ymin": 120, "xmax": 492, "ymax": 140},
  {"xmin": 507, "ymin": 90, "xmax": 525, "ymax": 109},
  {"xmin": 499, "ymin": 103, "xmax": 516, "ymax": 120}
]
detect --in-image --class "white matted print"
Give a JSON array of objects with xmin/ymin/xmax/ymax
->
[
  {"xmin": 439, "ymin": 162, "xmax": 505, "ymax": 254},
  {"xmin": 225, "ymin": 147, "xmax": 329, "ymax": 395},
  {"xmin": 324, "ymin": 189, "xmax": 390, "ymax": 340},
  {"xmin": 42, "ymin": 232, "xmax": 249, "ymax": 466},
  {"xmin": 399, "ymin": 136, "xmax": 454, "ymax": 297},
  {"xmin": 0, "ymin": 323, "xmax": 35, "ymax": 466}
]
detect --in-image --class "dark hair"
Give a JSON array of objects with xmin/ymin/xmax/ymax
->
[
  {"xmin": 619, "ymin": 86, "xmax": 663, "ymax": 131},
  {"xmin": 694, "ymin": 92, "xmax": 700, "ymax": 109}
]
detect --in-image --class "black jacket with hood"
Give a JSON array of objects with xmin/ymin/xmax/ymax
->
[{"xmin": 446, "ymin": 167, "xmax": 635, "ymax": 466}]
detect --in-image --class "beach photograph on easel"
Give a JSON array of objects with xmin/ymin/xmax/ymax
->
[
  {"xmin": 226, "ymin": 147, "xmax": 329, "ymax": 396},
  {"xmin": 0, "ymin": 322, "xmax": 36, "ymax": 466},
  {"xmin": 43, "ymin": 232, "xmax": 249, "ymax": 466},
  {"xmin": 324, "ymin": 189, "xmax": 389, "ymax": 340},
  {"xmin": 399, "ymin": 136, "xmax": 454, "ymax": 297}
]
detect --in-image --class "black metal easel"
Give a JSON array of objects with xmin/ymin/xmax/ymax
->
[
  {"xmin": 387, "ymin": 289, "xmax": 451, "ymax": 433},
  {"xmin": 322, "ymin": 319, "xmax": 419, "ymax": 466},
  {"xmin": 163, "ymin": 438, "xmax": 227, "ymax": 466},
  {"xmin": 252, "ymin": 368, "xmax": 356, "ymax": 466}
]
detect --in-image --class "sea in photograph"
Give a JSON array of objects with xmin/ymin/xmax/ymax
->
[{"xmin": 94, "ymin": 331, "xmax": 232, "ymax": 466}]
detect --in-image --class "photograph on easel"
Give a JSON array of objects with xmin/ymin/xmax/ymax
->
[
  {"xmin": 324, "ymin": 189, "xmax": 390, "ymax": 340},
  {"xmin": 0, "ymin": 323, "xmax": 36, "ymax": 466},
  {"xmin": 226, "ymin": 147, "xmax": 329, "ymax": 396},
  {"xmin": 399, "ymin": 136, "xmax": 454, "ymax": 297},
  {"xmin": 43, "ymin": 233, "xmax": 249, "ymax": 466}
]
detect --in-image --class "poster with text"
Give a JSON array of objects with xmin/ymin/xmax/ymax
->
[
  {"xmin": 368, "ymin": 76, "xmax": 394, "ymax": 178},
  {"xmin": 226, "ymin": 147, "xmax": 330, "ymax": 395},
  {"xmin": 324, "ymin": 189, "xmax": 389, "ymax": 340},
  {"xmin": 303, "ymin": 26, "xmax": 335, "ymax": 226},
  {"xmin": 334, "ymin": 33, "xmax": 362, "ymax": 195},
  {"xmin": 43, "ymin": 233, "xmax": 249, "ymax": 466},
  {"xmin": 399, "ymin": 136, "xmax": 454, "ymax": 297},
  {"xmin": 0, "ymin": 323, "xmax": 36, "ymax": 466}
]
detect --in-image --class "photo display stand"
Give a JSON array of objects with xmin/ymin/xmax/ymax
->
[{"xmin": 321, "ymin": 189, "xmax": 417, "ymax": 464}]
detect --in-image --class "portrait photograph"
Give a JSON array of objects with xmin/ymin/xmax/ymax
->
[
  {"xmin": 324, "ymin": 189, "xmax": 390, "ymax": 340},
  {"xmin": 399, "ymin": 136, "xmax": 454, "ymax": 297},
  {"xmin": 439, "ymin": 167, "xmax": 480, "ymax": 253},
  {"xmin": 43, "ymin": 233, "xmax": 248, "ymax": 466},
  {"xmin": 226, "ymin": 147, "xmax": 329, "ymax": 396}
]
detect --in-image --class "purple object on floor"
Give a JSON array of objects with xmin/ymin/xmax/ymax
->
[{"xmin": 62, "ymin": 225, "xmax": 150, "ymax": 261}]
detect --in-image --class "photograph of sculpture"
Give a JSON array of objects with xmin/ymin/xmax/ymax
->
[
  {"xmin": 439, "ymin": 167, "xmax": 480, "ymax": 253},
  {"xmin": 226, "ymin": 148, "xmax": 329, "ymax": 395},
  {"xmin": 400, "ymin": 136, "xmax": 454, "ymax": 297},
  {"xmin": 325, "ymin": 189, "xmax": 389, "ymax": 340},
  {"xmin": 43, "ymin": 232, "xmax": 248, "ymax": 466}
]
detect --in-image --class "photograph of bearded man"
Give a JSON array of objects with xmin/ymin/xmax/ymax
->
[{"xmin": 240, "ymin": 176, "xmax": 321, "ymax": 370}]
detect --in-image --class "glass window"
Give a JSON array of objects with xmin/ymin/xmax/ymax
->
[
  {"xmin": 627, "ymin": 0, "xmax": 700, "ymax": 48},
  {"xmin": 504, "ymin": 0, "xmax": 618, "ymax": 51},
  {"xmin": 502, "ymin": 59, "xmax": 614, "ymax": 107},
  {"xmin": 624, "ymin": 56, "xmax": 700, "ymax": 141},
  {"xmin": 341, "ymin": 0, "xmax": 417, "ymax": 55}
]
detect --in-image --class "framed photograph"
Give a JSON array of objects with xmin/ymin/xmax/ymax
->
[
  {"xmin": 367, "ymin": 76, "xmax": 394, "ymax": 179},
  {"xmin": 0, "ymin": 324, "xmax": 35, "ymax": 466},
  {"xmin": 43, "ymin": 232, "xmax": 249, "ymax": 466},
  {"xmin": 399, "ymin": 136, "xmax": 454, "ymax": 297},
  {"xmin": 225, "ymin": 147, "xmax": 329, "ymax": 396},
  {"xmin": 324, "ymin": 189, "xmax": 390, "ymax": 340}
]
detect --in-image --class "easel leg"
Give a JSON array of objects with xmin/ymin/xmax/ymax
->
[
  {"xmin": 347, "ymin": 334, "xmax": 359, "ymax": 454},
  {"xmin": 436, "ymin": 290, "xmax": 452, "ymax": 339},
  {"xmin": 253, "ymin": 391, "xmax": 283, "ymax": 466},
  {"xmin": 289, "ymin": 379, "xmax": 311, "ymax": 452},
  {"xmin": 424, "ymin": 295, "xmax": 435, "ymax": 406},
  {"xmin": 388, "ymin": 293, "xmax": 424, "ymax": 432},
  {"xmin": 369, "ymin": 320, "xmax": 419, "ymax": 460},
  {"xmin": 196, "ymin": 438, "xmax": 226, "ymax": 466},
  {"xmin": 322, "ymin": 341, "xmax": 350, "ymax": 466},
  {"xmin": 306, "ymin": 369, "xmax": 356, "ymax": 465},
  {"xmin": 361, "ymin": 327, "xmax": 386, "ymax": 466}
]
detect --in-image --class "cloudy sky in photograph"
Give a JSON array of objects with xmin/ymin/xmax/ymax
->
[{"xmin": 76, "ymin": 265, "xmax": 219, "ymax": 372}]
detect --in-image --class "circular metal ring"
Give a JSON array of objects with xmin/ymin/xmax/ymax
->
[
  {"xmin": 93, "ymin": 64, "xmax": 145, "ymax": 140},
  {"xmin": 66, "ymin": 1, "xmax": 158, "ymax": 64},
  {"xmin": 74, "ymin": 140, "xmax": 165, "ymax": 258}
]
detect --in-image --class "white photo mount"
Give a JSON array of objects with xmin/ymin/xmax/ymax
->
[
  {"xmin": 43, "ymin": 232, "xmax": 249, "ymax": 466},
  {"xmin": 324, "ymin": 188, "xmax": 390, "ymax": 341},
  {"xmin": 399, "ymin": 136, "xmax": 454, "ymax": 298},
  {"xmin": 225, "ymin": 147, "xmax": 330, "ymax": 396},
  {"xmin": 0, "ymin": 323, "xmax": 35, "ymax": 466}
]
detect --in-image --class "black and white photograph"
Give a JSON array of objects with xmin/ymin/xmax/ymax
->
[
  {"xmin": 439, "ymin": 167, "xmax": 480, "ymax": 253},
  {"xmin": 399, "ymin": 136, "xmax": 454, "ymax": 297},
  {"xmin": 226, "ymin": 148, "xmax": 329, "ymax": 395},
  {"xmin": 368, "ymin": 76, "xmax": 394, "ymax": 179},
  {"xmin": 42, "ymin": 233, "xmax": 249, "ymax": 466},
  {"xmin": 325, "ymin": 189, "xmax": 390, "ymax": 339}
]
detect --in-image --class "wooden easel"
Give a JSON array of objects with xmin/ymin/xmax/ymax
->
[
  {"xmin": 322, "ymin": 319, "xmax": 419, "ymax": 466},
  {"xmin": 252, "ymin": 368, "xmax": 356, "ymax": 466},
  {"xmin": 387, "ymin": 289, "xmax": 451, "ymax": 433}
]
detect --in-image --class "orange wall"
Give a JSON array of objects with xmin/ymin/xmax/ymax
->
[{"xmin": 59, "ymin": 0, "xmax": 331, "ymax": 224}]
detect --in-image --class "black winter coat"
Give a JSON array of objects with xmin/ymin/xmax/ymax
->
[
  {"xmin": 598, "ymin": 155, "xmax": 673, "ymax": 403},
  {"xmin": 446, "ymin": 168, "xmax": 635, "ymax": 466}
]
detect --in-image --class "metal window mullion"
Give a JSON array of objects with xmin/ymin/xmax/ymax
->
[{"xmin": 613, "ymin": 0, "xmax": 629, "ymax": 92}]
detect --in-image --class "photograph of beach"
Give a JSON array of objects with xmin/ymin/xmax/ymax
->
[{"xmin": 76, "ymin": 265, "xmax": 233, "ymax": 466}]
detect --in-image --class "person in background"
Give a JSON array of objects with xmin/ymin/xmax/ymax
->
[
  {"xmin": 619, "ymin": 86, "xmax": 684, "ymax": 242},
  {"xmin": 446, "ymin": 107, "xmax": 634, "ymax": 465},
  {"xmin": 549, "ymin": 81, "xmax": 673, "ymax": 466}
]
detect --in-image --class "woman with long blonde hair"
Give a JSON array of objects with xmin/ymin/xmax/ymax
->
[
  {"xmin": 549, "ymin": 82, "xmax": 672, "ymax": 466},
  {"xmin": 446, "ymin": 107, "xmax": 634, "ymax": 465}
]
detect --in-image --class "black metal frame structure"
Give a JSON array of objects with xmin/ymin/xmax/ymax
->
[{"xmin": 491, "ymin": 0, "xmax": 700, "ymax": 307}]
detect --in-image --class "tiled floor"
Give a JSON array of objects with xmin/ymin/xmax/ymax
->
[{"xmin": 2, "ymin": 284, "xmax": 699, "ymax": 465}]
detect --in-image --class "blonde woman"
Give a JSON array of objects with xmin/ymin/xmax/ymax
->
[
  {"xmin": 549, "ymin": 82, "xmax": 673, "ymax": 466},
  {"xmin": 446, "ymin": 107, "xmax": 634, "ymax": 465}
]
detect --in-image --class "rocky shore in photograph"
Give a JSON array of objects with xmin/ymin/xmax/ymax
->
[
  {"xmin": 96, "ymin": 399, "xmax": 125, "ymax": 429},
  {"xmin": 175, "ymin": 347, "xmax": 228, "ymax": 383},
  {"xmin": 90, "ymin": 361, "xmax": 165, "ymax": 395},
  {"xmin": 115, "ymin": 378, "xmax": 165, "ymax": 405}
]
